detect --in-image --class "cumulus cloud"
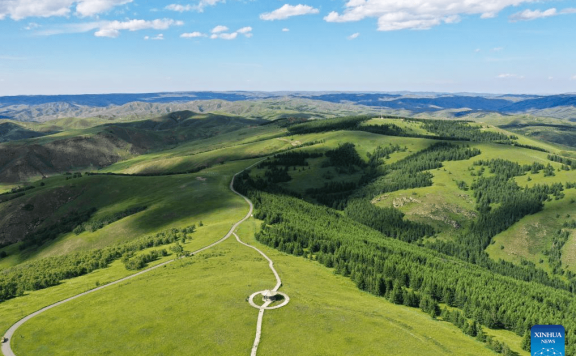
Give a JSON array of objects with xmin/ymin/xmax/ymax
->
[
  {"xmin": 1, "ymin": 0, "xmax": 74, "ymax": 20},
  {"xmin": 219, "ymin": 32, "xmax": 238, "ymax": 40},
  {"xmin": 282, "ymin": 28, "xmax": 289, "ymax": 32},
  {"xmin": 347, "ymin": 32, "xmax": 360, "ymax": 40},
  {"xmin": 94, "ymin": 18, "xmax": 183, "ymax": 38},
  {"xmin": 209, "ymin": 26, "xmax": 252, "ymax": 40},
  {"xmin": 0, "ymin": 0, "xmax": 132, "ymax": 20},
  {"xmin": 497, "ymin": 73, "xmax": 524, "ymax": 79},
  {"xmin": 211, "ymin": 25, "xmax": 228, "ymax": 33},
  {"xmin": 509, "ymin": 7, "xmax": 576, "ymax": 22},
  {"xmin": 76, "ymin": 0, "xmax": 132, "ymax": 17},
  {"xmin": 165, "ymin": 0, "xmax": 224, "ymax": 13},
  {"xmin": 324, "ymin": 0, "xmax": 540, "ymax": 31},
  {"xmin": 260, "ymin": 4, "xmax": 319, "ymax": 21},
  {"xmin": 95, "ymin": 28, "xmax": 119, "ymax": 37},
  {"xmin": 181, "ymin": 31, "xmax": 205, "ymax": 38},
  {"xmin": 144, "ymin": 33, "xmax": 164, "ymax": 40},
  {"xmin": 237, "ymin": 26, "xmax": 253, "ymax": 37}
]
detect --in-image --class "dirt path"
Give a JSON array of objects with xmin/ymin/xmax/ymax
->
[
  {"xmin": 234, "ymin": 232, "xmax": 282, "ymax": 292},
  {"xmin": 234, "ymin": 231, "xmax": 289, "ymax": 356},
  {"xmin": 2, "ymin": 162, "xmax": 261, "ymax": 356},
  {"xmin": 251, "ymin": 299, "xmax": 272, "ymax": 356}
]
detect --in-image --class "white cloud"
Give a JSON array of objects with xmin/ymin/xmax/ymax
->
[
  {"xmin": 209, "ymin": 26, "xmax": 252, "ymax": 40},
  {"xmin": 35, "ymin": 21, "xmax": 101, "ymax": 35},
  {"xmin": 282, "ymin": 28, "xmax": 289, "ymax": 32},
  {"xmin": 144, "ymin": 33, "xmax": 164, "ymax": 40},
  {"xmin": 0, "ymin": 0, "xmax": 131, "ymax": 20},
  {"xmin": 219, "ymin": 32, "xmax": 238, "ymax": 40},
  {"xmin": 237, "ymin": 26, "xmax": 252, "ymax": 34},
  {"xmin": 94, "ymin": 18, "xmax": 183, "ymax": 38},
  {"xmin": 510, "ymin": 8, "xmax": 556, "ymax": 21},
  {"xmin": 474, "ymin": 48, "xmax": 481, "ymax": 53},
  {"xmin": 237, "ymin": 26, "xmax": 252, "ymax": 37},
  {"xmin": 211, "ymin": 25, "xmax": 228, "ymax": 33},
  {"xmin": 260, "ymin": 4, "xmax": 319, "ymax": 21},
  {"xmin": 1, "ymin": 0, "xmax": 74, "ymax": 20},
  {"xmin": 165, "ymin": 0, "xmax": 224, "ymax": 13},
  {"xmin": 571, "ymin": 75, "xmax": 576, "ymax": 81},
  {"xmin": 492, "ymin": 47, "xmax": 504, "ymax": 52},
  {"xmin": 509, "ymin": 7, "xmax": 576, "ymax": 22},
  {"xmin": 76, "ymin": 0, "xmax": 132, "ymax": 17},
  {"xmin": 165, "ymin": 4, "xmax": 191, "ymax": 12},
  {"xmin": 497, "ymin": 73, "xmax": 524, "ymax": 79},
  {"xmin": 324, "ymin": 0, "xmax": 540, "ymax": 31},
  {"xmin": 181, "ymin": 31, "xmax": 205, "ymax": 38},
  {"xmin": 95, "ymin": 28, "xmax": 120, "ymax": 37},
  {"xmin": 24, "ymin": 22, "xmax": 40, "ymax": 30},
  {"xmin": 347, "ymin": 32, "xmax": 360, "ymax": 40}
]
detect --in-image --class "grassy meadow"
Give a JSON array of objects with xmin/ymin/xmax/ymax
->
[
  {"xmin": 3, "ymin": 115, "xmax": 576, "ymax": 356},
  {"xmin": 0, "ymin": 160, "xmax": 254, "ymax": 269},
  {"xmin": 11, "ymin": 215, "xmax": 523, "ymax": 356}
]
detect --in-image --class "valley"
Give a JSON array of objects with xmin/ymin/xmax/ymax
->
[
  {"xmin": 2, "ymin": 0, "xmax": 575, "ymax": 353},
  {"xmin": 1, "ymin": 107, "xmax": 575, "ymax": 356}
]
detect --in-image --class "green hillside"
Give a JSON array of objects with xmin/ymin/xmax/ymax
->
[
  {"xmin": 0, "ymin": 112, "xmax": 261, "ymax": 183},
  {"xmin": 2, "ymin": 114, "xmax": 576, "ymax": 356}
]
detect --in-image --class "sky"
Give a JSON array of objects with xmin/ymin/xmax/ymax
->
[{"xmin": 0, "ymin": 0, "xmax": 575, "ymax": 96}]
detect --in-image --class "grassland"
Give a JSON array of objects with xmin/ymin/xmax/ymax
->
[
  {"xmin": 3, "ymin": 116, "xmax": 576, "ymax": 356},
  {"xmin": 363, "ymin": 117, "xmax": 433, "ymax": 136},
  {"xmin": 10, "ymin": 214, "xmax": 524, "ymax": 356},
  {"xmin": 0, "ymin": 160, "xmax": 254, "ymax": 269},
  {"xmin": 101, "ymin": 125, "xmax": 288, "ymax": 174},
  {"xmin": 487, "ymin": 186, "xmax": 576, "ymax": 273},
  {"xmin": 0, "ymin": 159, "xmax": 256, "ymax": 336},
  {"xmin": 372, "ymin": 141, "xmax": 570, "ymax": 241},
  {"xmin": 3, "ymin": 121, "xmax": 573, "ymax": 271},
  {"xmin": 0, "ymin": 248, "xmax": 175, "ymax": 338}
]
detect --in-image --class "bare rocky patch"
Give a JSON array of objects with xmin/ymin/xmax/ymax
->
[{"xmin": 374, "ymin": 192, "xmax": 477, "ymax": 230}]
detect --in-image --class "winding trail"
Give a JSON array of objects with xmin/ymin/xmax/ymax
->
[
  {"xmin": 234, "ymin": 232, "xmax": 289, "ymax": 355},
  {"xmin": 234, "ymin": 232, "xmax": 281, "ymax": 292},
  {"xmin": 2, "ymin": 161, "xmax": 262, "ymax": 356}
]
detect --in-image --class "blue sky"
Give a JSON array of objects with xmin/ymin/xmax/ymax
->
[{"xmin": 0, "ymin": 0, "xmax": 575, "ymax": 96}]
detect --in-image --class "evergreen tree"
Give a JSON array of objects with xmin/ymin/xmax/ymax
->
[
  {"xmin": 521, "ymin": 330, "xmax": 531, "ymax": 351},
  {"xmin": 390, "ymin": 281, "xmax": 404, "ymax": 304}
]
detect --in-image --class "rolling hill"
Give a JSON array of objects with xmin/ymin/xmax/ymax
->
[
  {"xmin": 0, "ymin": 112, "xmax": 262, "ymax": 183},
  {"xmin": 1, "ymin": 113, "xmax": 575, "ymax": 356},
  {"xmin": 2, "ymin": 91, "xmax": 576, "ymax": 123}
]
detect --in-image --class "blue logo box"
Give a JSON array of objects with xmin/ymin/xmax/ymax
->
[{"xmin": 531, "ymin": 325, "xmax": 565, "ymax": 356}]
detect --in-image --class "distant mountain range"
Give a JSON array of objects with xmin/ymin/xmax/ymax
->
[{"xmin": 0, "ymin": 91, "xmax": 575, "ymax": 122}]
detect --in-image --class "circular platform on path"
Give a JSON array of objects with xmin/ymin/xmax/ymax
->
[{"xmin": 248, "ymin": 291, "xmax": 290, "ymax": 310}]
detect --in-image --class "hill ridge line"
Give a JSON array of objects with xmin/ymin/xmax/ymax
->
[{"xmin": 1, "ymin": 159, "xmax": 262, "ymax": 356}]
